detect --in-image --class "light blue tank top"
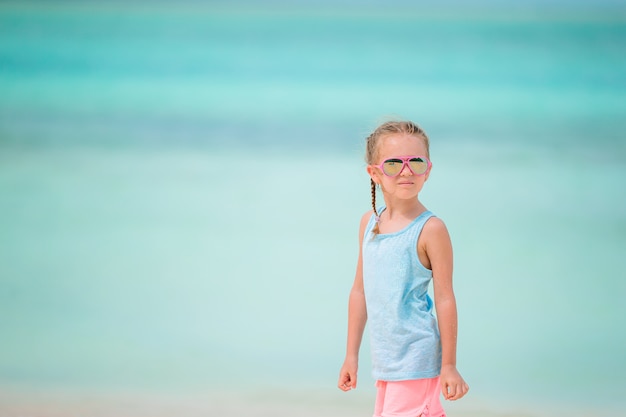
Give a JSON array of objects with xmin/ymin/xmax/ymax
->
[{"xmin": 362, "ymin": 208, "xmax": 442, "ymax": 381}]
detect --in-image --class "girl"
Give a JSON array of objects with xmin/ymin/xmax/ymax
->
[{"xmin": 338, "ymin": 121, "xmax": 468, "ymax": 417}]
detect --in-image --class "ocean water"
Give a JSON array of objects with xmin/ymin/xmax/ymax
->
[{"xmin": 1, "ymin": 2, "xmax": 625, "ymax": 416}]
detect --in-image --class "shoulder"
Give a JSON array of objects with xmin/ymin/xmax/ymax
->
[
  {"xmin": 360, "ymin": 210, "xmax": 374, "ymax": 227},
  {"xmin": 359, "ymin": 210, "xmax": 374, "ymax": 240},
  {"xmin": 359, "ymin": 210, "xmax": 374, "ymax": 232},
  {"xmin": 423, "ymin": 215, "xmax": 448, "ymax": 235},
  {"xmin": 422, "ymin": 215, "xmax": 451, "ymax": 246}
]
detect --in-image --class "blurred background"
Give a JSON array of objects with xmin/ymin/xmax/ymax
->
[{"xmin": 1, "ymin": 1, "xmax": 625, "ymax": 416}]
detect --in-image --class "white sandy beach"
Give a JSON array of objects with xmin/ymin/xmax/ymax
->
[{"xmin": 1, "ymin": 385, "xmax": 619, "ymax": 417}]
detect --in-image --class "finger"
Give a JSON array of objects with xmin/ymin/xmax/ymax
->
[
  {"xmin": 452, "ymin": 383, "xmax": 468, "ymax": 400},
  {"xmin": 457, "ymin": 382, "xmax": 469, "ymax": 399},
  {"xmin": 338, "ymin": 373, "xmax": 354, "ymax": 391},
  {"xmin": 446, "ymin": 383, "xmax": 457, "ymax": 400},
  {"xmin": 455, "ymin": 382, "xmax": 469, "ymax": 400},
  {"xmin": 338, "ymin": 374, "xmax": 348, "ymax": 391},
  {"xmin": 339, "ymin": 382, "xmax": 352, "ymax": 391},
  {"xmin": 441, "ymin": 382, "xmax": 450, "ymax": 400}
]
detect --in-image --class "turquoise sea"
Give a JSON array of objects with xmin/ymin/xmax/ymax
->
[{"xmin": 1, "ymin": 2, "xmax": 625, "ymax": 416}]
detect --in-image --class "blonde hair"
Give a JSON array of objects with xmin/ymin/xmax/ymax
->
[{"xmin": 365, "ymin": 120, "xmax": 430, "ymax": 234}]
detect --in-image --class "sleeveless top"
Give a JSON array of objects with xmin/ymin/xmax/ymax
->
[{"xmin": 362, "ymin": 208, "xmax": 442, "ymax": 381}]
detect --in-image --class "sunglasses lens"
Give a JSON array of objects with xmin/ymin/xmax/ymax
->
[
  {"xmin": 408, "ymin": 157, "xmax": 428, "ymax": 175},
  {"xmin": 382, "ymin": 159, "xmax": 404, "ymax": 176},
  {"xmin": 381, "ymin": 157, "xmax": 429, "ymax": 176}
]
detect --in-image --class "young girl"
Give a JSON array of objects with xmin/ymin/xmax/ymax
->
[{"xmin": 338, "ymin": 121, "xmax": 469, "ymax": 417}]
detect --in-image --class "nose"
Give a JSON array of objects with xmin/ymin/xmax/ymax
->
[{"xmin": 399, "ymin": 161, "xmax": 413, "ymax": 176}]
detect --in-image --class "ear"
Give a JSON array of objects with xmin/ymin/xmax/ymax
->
[{"xmin": 366, "ymin": 164, "xmax": 380, "ymax": 185}]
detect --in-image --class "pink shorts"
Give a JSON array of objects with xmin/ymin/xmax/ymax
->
[{"xmin": 373, "ymin": 377, "xmax": 445, "ymax": 417}]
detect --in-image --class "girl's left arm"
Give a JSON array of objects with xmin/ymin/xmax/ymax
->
[{"xmin": 424, "ymin": 217, "xmax": 469, "ymax": 401}]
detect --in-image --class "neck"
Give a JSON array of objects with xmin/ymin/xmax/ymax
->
[{"xmin": 381, "ymin": 197, "xmax": 425, "ymax": 220}]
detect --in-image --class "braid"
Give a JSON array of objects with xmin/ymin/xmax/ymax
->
[{"xmin": 370, "ymin": 179, "xmax": 380, "ymax": 235}]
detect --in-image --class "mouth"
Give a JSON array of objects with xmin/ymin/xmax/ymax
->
[{"xmin": 397, "ymin": 181, "xmax": 414, "ymax": 186}]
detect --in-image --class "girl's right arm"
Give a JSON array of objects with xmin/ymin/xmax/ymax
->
[{"xmin": 337, "ymin": 211, "xmax": 371, "ymax": 392}]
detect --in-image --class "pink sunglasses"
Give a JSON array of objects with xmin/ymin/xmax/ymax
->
[{"xmin": 375, "ymin": 155, "xmax": 431, "ymax": 177}]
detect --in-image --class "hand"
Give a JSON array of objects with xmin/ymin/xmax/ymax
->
[
  {"xmin": 440, "ymin": 364, "xmax": 469, "ymax": 401},
  {"xmin": 337, "ymin": 358, "xmax": 358, "ymax": 391}
]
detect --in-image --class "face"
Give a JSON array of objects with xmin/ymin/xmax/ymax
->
[{"xmin": 367, "ymin": 133, "xmax": 431, "ymax": 200}]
